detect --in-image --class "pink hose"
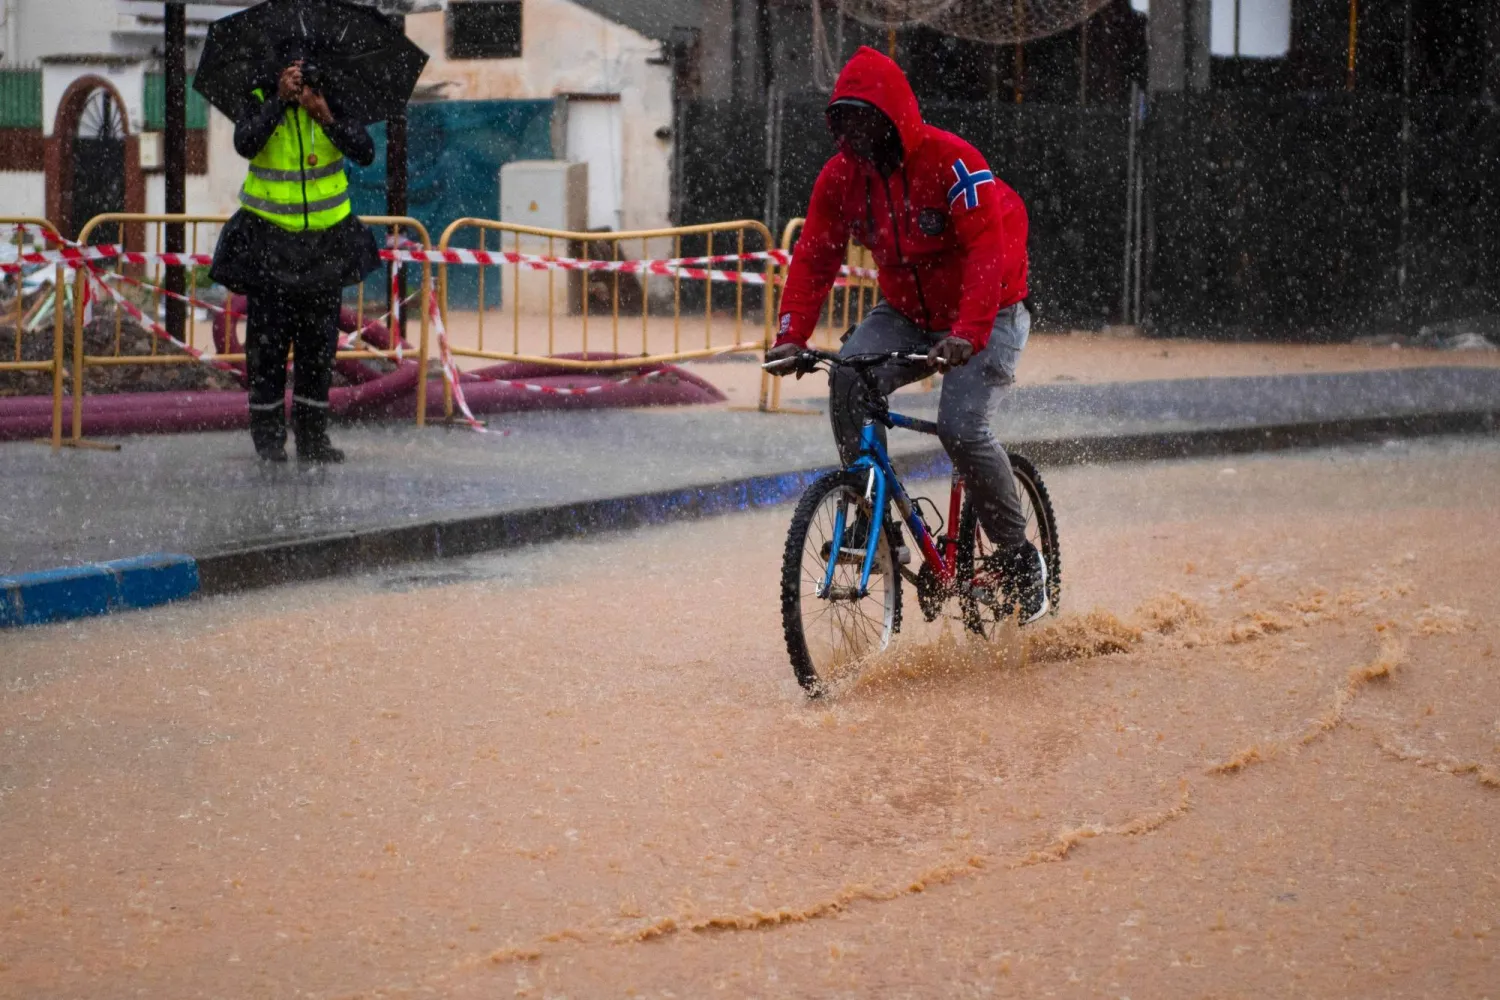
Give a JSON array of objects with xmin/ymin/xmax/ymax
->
[{"xmin": 0, "ymin": 348, "xmax": 724, "ymax": 441}]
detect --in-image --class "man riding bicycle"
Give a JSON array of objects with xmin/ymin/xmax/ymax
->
[{"xmin": 765, "ymin": 45, "xmax": 1048, "ymax": 624}]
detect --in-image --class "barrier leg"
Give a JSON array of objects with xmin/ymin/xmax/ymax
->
[
  {"xmin": 50, "ymin": 263, "xmax": 64, "ymax": 450},
  {"xmin": 415, "ymin": 262, "xmax": 430, "ymax": 428},
  {"xmin": 62, "ymin": 269, "xmax": 120, "ymax": 451}
]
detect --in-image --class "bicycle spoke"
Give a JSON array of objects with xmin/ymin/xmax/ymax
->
[{"xmin": 790, "ymin": 480, "xmax": 895, "ymax": 688}]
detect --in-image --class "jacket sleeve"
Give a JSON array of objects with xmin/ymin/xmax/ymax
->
[
  {"xmin": 322, "ymin": 116, "xmax": 376, "ymax": 168},
  {"xmin": 946, "ymin": 151, "xmax": 1008, "ymax": 351},
  {"xmin": 233, "ymin": 96, "xmax": 287, "ymax": 159},
  {"xmin": 775, "ymin": 159, "xmax": 851, "ymax": 347}
]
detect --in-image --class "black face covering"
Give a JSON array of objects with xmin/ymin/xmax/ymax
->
[{"xmin": 827, "ymin": 103, "xmax": 903, "ymax": 173}]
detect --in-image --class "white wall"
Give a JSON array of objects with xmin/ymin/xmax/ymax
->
[
  {"xmin": 407, "ymin": 0, "xmax": 675, "ymax": 233},
  {"xmin": 17, "ymin": 0, "xmax": 117, "ymax": 64},
  {"xmin": 0, "ymin": 171, "xmax": 45, "ymax": 218},
  {"xmin": 196, "ymin": 105, "xmax": 244, "ymax": 216},
  {"xmin": 6, "ymin": 1, "xmax": 242, "ymax": 66}
]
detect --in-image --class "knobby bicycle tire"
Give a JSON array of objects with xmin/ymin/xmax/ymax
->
[
  {"xmin": 955, "ymin": 453, "xmax": 1062, "ymax": 636},
  {"xmin": 780, "ymin": 470, "xmax": 903, "ymax": 696}
]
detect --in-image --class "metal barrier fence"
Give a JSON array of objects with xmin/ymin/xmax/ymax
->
[
  {"xmin": 757, "ymin": 217, "xmax": 883, "ymax": 414},
  {"xmin": 0, "ymin": 218, "xmax": 67, "ymax": 448},
  {"xmin": 67, "ymin": 213, "xmax": 434, "ymax": 444},
  {"xmin": 433, "ymin": 218, "xmax": 778, "ymax": 422},
  {"xmin": 5, "ymin": 210, "xmax": 889, "ymax": 442}
]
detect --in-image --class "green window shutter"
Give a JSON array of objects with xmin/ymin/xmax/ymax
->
[
  {"xmin": 144, "ymin": 72, "xmax": 164, "ymax": 130},
  {"xmin": 0, "ymin": 68, "xmax": 43, "ymax": 129},
  {"xmin": 144, "ymin": 73, "xmax": 209, "ymax": 131}
]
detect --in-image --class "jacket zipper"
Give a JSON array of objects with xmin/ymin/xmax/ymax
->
[
  {"xmin": 291, "ymin": 107, "xmax": 310, "ymax": 231},
  {"xmin": 878, "ymin": 166, "xmax": 933, "ymax": 329}
]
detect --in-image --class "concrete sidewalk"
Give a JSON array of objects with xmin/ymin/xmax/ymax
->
[{"xmin": 2, "ymin": 366, "xmax": 1498, "ymax": 614}]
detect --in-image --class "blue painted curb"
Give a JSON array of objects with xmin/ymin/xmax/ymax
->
[{"xmin": 0, "ymin": 553, "xmax": 200, "ymax": 628}]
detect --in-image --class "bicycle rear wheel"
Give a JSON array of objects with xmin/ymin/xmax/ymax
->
[
  {"xmin": 955, "ymin": 454, "xmax": 1062, "ymax": 639},
  {"xmin": 780, "ymin": 470, "xmax": 902, "ymax": 696}
]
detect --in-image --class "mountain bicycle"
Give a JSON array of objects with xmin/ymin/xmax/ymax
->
[{"xmin": 765, "ymin": 349, "xmax": 1061, "ymax": 696}]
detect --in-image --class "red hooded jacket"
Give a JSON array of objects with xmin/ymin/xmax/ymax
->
[{"xmin": 775, "ymin": 47, "xmax": 1029, "ymax": 351}]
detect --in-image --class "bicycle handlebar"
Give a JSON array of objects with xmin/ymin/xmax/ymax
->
[{"xmin": 760, "ymin": 349, "xmax": 935, "ymax": 377}]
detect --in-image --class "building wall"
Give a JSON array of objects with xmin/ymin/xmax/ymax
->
[
  {"xmin": 15, "ymin": 0, "xmax": 116, "ymax": 63},
  {"xmin": 5, "ymin": 0, "xmax": 235, "ymax": 66},
  {"xmin": 0, "ymin": 168, "xmax": 43, "ymax": 217},
  {"xmin": 190, "ymin": 105, "xmax": 243, "ymax": 217},
  {"xmin": 406, "ymin": 0, "xmax": 675, "ymax": 231}
]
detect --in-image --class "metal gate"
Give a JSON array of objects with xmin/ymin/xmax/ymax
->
[{"xmin": 69, "ymin": 88, "xmax": 126, "ymax": 245}]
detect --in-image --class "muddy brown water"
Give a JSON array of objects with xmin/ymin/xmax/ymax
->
[{"xmin": 3, "ymin": 437, "xmax": 1498, "ymax": 998}]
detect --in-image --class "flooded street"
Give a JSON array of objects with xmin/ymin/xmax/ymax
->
[{"xmin": 3, "ymin": 436, "xmax": 1499, "ymax": 998}]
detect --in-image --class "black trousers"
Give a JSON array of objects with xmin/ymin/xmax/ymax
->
[{"xmin": 245, "ymin": 288, "xmax": 341, "ymax": 449}]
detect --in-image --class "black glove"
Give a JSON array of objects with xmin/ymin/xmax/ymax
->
[
  {"xmin": 764, "ymin": 342, "xmax": 802, "ymax": 376},
  {"xmin": 927, "ymin": 336, "xmax": 974, "ymax": 369}
]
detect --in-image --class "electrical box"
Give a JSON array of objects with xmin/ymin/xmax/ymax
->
[
  {"xmin": 499, "ymin": 161, "xmax": 588, "ymax": 317},
  {"xmin": 499, "ymin": 160, "xmax": 587, "ymax": 232},
  {"xmin": 138, "ymin": 132, "xmax": 163, "ymax": 170}
]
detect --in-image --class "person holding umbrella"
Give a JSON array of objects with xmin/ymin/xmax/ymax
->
[
  {"xmin": 209, "ymin": 55, "xmax": 378, "ymax": 463},
  {"xmin": 197, "ymin": 0, "xmax": 429, "ymax": 463}
]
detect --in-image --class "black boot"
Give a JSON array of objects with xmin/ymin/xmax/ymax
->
[
  {"xmin": 250, "ymin": 405, "xmax": 287, "ymax": 462},
  {"xmin": 292, "ymin": 403, "xmax": 344, "ymax": 464}
]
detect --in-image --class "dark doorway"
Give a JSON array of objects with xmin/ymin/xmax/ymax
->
[{"xmin": 70, "ymin": 88, "xmax": 126, "ymax": 244}]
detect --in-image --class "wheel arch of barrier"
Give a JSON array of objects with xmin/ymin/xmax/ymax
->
[
  {"xmin": 1, "ymin": 217, "xmax": 69, "ymax": 449},
  {"xmin": 64, "ymin": 212, "xmax": 438, "ymax": 445}
]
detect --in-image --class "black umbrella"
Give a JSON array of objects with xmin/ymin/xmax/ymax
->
[{"xmin": 194, "ymin": 0, "xmax": 429, "ymax": 127}]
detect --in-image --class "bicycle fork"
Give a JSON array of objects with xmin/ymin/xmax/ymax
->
[{"xmin": 819, "ymin": 465, "xmax": 889, "ymax": 600}]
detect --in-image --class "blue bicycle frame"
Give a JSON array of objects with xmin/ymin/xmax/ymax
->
[{"xmin": 819, "ymin": 410, "xmax": 944, "ymax": 600}]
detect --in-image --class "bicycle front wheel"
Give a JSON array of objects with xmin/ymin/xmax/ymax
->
[{"xmin": 780, "ymin": 470, "xmax": 902, "ymax": 696}]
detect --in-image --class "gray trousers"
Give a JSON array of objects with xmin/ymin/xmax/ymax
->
[{"xmin": 830, "ymin": 301, "xmax": 1031, "ymax": 548}]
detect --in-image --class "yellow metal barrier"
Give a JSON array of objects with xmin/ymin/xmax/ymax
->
[
  {"xmin": 69, "ymin": 213, "xmax": 435, "ymax": 444},
  {"xmin": 0, "ymin": 218, "xmax": 67, "ymax": 449},
  {"xmin": 758, "ymin": 217, "xmax": 882, "ymax": 414},
  {"xmin": 434, "ymin": 218, "xmax": 777, "ymax": 422}
]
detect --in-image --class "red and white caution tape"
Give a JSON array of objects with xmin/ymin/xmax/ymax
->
[
  {"xmin": 98, "ymin": 268, "xmax": 240, "ymax": 319},
  {"xmin": 336, "ymin": 290, "xmax": 420, "ymax": 353},
  {"xmin": 81, "ymin": 266, "xmax": 240, "ymax": 373},
  {"xmin": 389, "ymin": 261, "xmax": 403, "ymax": 352},
  {"xmin": 117, "ymin": 251, "xmax": 215, "ymax": 268},
  {"xmin": 461, "ymin": 365, "xmax": 669, "ymax": 397},
  {"xmin": 8, "ymin": 243, "xmax": 882, "ymax": 286},
  {"xmin": 380, "ymin": 247, "xmax": 778, "ymax": 285},
  {"xmin": 1, "ymin": 243, "xmax": 121, "ymax": 273},
  {"xmin": 425, "ymin": 289, "xmax": 488, "ymax": 433}
]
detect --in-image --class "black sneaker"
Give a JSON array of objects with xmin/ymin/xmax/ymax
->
[
  {"xmin": 985, "ymin": 540, "xmax": 1050, "ymax": 625},
  {"xmin": 256, "ymin": 443, "xmax": 288, "ymax": 463}
]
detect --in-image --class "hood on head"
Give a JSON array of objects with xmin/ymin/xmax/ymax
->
[{"xmin": 828, "ymin": 46, "xmax": 925, "ymax": 156}]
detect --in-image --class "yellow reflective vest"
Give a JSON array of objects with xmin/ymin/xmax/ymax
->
[{"xmin": 239, "ymin": 100, "xmax": 353, "ymax": 232}]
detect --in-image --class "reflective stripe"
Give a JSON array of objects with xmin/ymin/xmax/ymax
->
[
  {"xmin": 248, "ymin": 159, "xmax": 345, "ymax": 183},
  {"xmin": 239, "ymin": 190, "xmax": 351, "ymax": 216},
  {"xmin": 292, "ymin": 395, "xmax": 330, "ymax": 409},
  {"xmin": 248, "ymin": 400, "xmax": 284, "ymax": 411}
]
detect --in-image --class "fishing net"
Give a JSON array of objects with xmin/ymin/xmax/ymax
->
[
  {"xmin": 839, "ymin": 0, "xmax": 1115, "ymax": 43},
  {"xmin": 930, "ymin": 0, "xmax": 1117, "ymax": 43},
  {"xmin": 838, "ymin": 0, "xmax": 959, "ymax": 29}
]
